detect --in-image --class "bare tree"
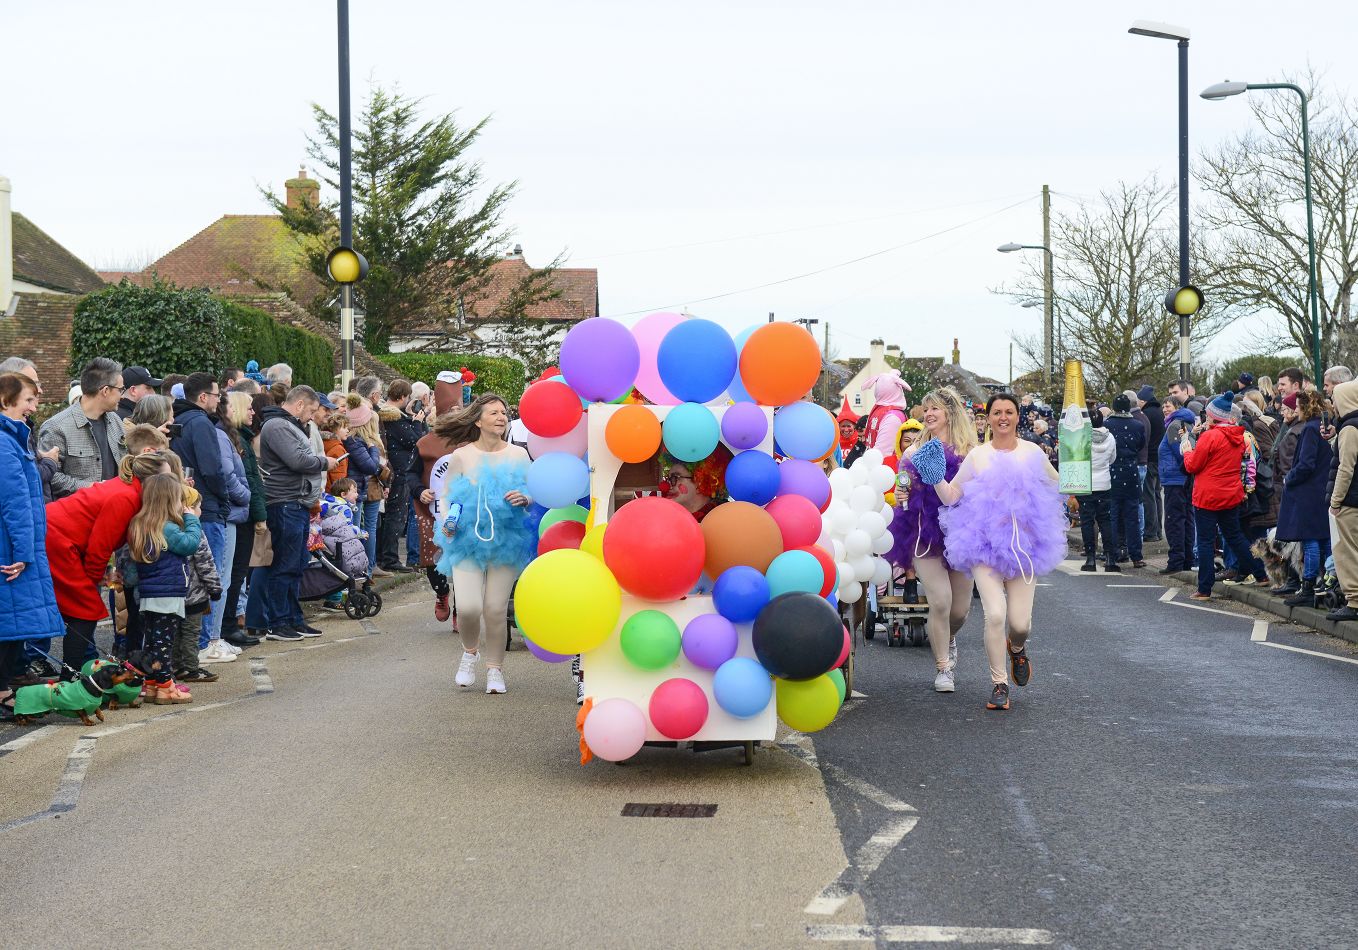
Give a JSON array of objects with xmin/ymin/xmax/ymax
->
[{"xmin": 1196, "ymin": 72, "xmax": 1358, "ymax": 367}]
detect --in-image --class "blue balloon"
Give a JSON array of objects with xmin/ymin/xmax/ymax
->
[
  {"xmin": 713, "ymin": 657, "xmax": 773, "ymax": 718},
  {"xmin": 727, "ymin": 326, "xmax": 759, "ymax": 403},
  {"xmin": 766, "ymin": 549, "xmax": 824, "ymax": 599},
  {"xmin": 527, "ymin": 452, "xmax": 590, "ymax": 510},
  {"xmin": 657, "ymin": 319, "xmax": 737, "ymax": 403},
  {"xmin": 725, "ymin": 450, "xmax": 780, "ymax": 506},
  {"xmin": 713, "ymin": 566, "xmax": 770, "ymax": 623},
  {"xmin": 773, "ymin": 402, "xmax": 836, "ymax": 461},
  {"xmin": 662, "ymin": 403, "xmax": 720, "ymax": 462}
]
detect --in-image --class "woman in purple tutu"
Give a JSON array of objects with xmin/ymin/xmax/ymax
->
[
  {"xmin": 887, "ymin": 387, "xmax": 978, "ymax": 693},
  {"xmin": 925, "ymin": 393, "xmax": 1066, "ymax": 711}
]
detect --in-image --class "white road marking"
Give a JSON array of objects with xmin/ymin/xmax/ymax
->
[
  {"xmin": 1257, "ymin": 640, "xmax": 1358, "ymax": 667},
  {"xmin": 1108, "ymin": 584, "xmax": 1162, "ymax": 588},
  {"xmin": 0, "ymin": 724, "xmax": 58, "ymax": 755},
  {"xmin": 1159, "ymin": 588, "xmax": 1177, "ymax": 603},
  {"xmin": 1166, "ymin": 600, "xmax": 1250, "ymax": 619},
  {"xmin": 1251, "ymin": 620, "xmax": 1269, "ymax": 642},
  {"xmin": 250, "ymin": 657, "xmax": 274, "ymax": 693},
  {"xmin": 49, "ymin": 737, "xmax": 97, "ymax": 812},
  {"xmin": 805, "ymin": 815, "xmax": 919, "ymax": 916},
  {"xmin": 360, "ymin": 618, "xmax": 381, "ymax": 635},
  {"xmin": 807, "ymin": 924, "xmax": 1055, "ymax": 944}
]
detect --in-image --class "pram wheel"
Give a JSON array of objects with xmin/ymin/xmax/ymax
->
[
  {"xmin": 888, "ymin": 622, "xmax": 904, "ymax": 648},
  {"xmin": 344, "ymin": 593, "xmax": 368, "ymax": 620},
  {"xmin": 907, "ymin": 617, "xmax": 928, "ymax": 647},
  {"xmin": 365, "ymin": 591, "xmax": 383, "ymax": 617}
]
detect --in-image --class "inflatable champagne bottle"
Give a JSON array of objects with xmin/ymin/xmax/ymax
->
[{"xmin": 1057, "ymin": 360, "xmax": 1092, "ymax": 495}]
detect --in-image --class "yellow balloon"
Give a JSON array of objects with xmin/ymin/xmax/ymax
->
[
  {"xmin": 584, "ymin": 497, "xmax": 599, "ymax": 532},
  {"xmin": 775, "ymin": 675, "xmax": 840, "ymax": 733},
  {"xmin": 580, "ymin": 523, "xmax": 607, "ymax": 561},
  {"xmin": 884, "ymin": 492, "xmax": 896, "ymax": 507},
  {"xmin": 514, "ymin": 549, "xmax": 622, "ymax": 654}
]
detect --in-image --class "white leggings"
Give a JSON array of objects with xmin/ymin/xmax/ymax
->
[
  {"xmin": 452, "ymin": 563, "xmax": 518, "ymax": 668},
  {"xmin": 912, "ymin": 556, "xmax": 973, "ymax": 672},
  {"xmin": 971, "ymin": 564, "xmax": 1037, "ymax": 684}
]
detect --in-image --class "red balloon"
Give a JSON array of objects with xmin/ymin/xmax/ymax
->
[
  {"xmin": 765, "ymin": 495, "xmax": 822, "ymax": 550},
  {"xmin": 834, "ymin": 625, "xmax": 851, "ymax": 669},
  {"xmin": 538, "ymin": 520, "xmax": 586, "ymax": 556},
  {"xmin": 519, "ymin": 380, "xmax": 583, "ymax": 438},
  {"xmin": 649, "ymin": 678, "xmax": 709, "ymax": 740},
  {"xmin": 602, "ymin": 497, "xmax": 706, "ymax": 601},
  {"xmin": 795, "ymin": 544, "xmax": 837, "ymax": 597}
]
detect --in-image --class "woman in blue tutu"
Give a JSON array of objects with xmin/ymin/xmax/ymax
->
[
  {"xmin": 921, "ymin": 393, "xmax": 1066, "ymax": 711},
  {"xmin": 433, "ymin": 394, "xmax": 535, "ymax": 694}
]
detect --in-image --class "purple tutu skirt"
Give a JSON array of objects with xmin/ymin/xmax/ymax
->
[
  {"xmin": 887, "ymin": 445, "xmax": 961, "ymax": 571},
  {"xmin": 940, "ymin": 450, "xmax": 1067, "ymax": 580}
]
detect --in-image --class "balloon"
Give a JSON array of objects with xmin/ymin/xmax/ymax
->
[
  {"xmin": 849, "ymin": 554, "xmax": 873, "ymax": 582},
  {"xmin": 602, "ymin": 497, "xmax": 706, "ymax": 600},
  {"xmin": 662, "ymin": 403, "xmax": 720, "ymax": 462},
  {"xmin": 827, "ymin": 668, "xmax": 847, "ymax": 705},
  {"xmin": 712, "ymin": 565, "xmax": 770, "ymax": 623},
  {"xmin": 870, "ymin": 532, "xmax": 895, "ymax": 556},
  {"xmin": 701, "ymin": 502, "xmax": 784, "ymax": 577},
  {"xmin": 713, "ymin": 657, "xmax": 774, "ymax": 718},
  {"xmin": 828, "ymin": 503, "xmax": 856, "ymax": 536},
  {"xmin": 725, "ymin": 450, "xmax": 781, "ymax": 506},
  {"xmin": 849, "ymin": 459, "xmax": 871, "ymax": 485},
  {"xmin": 605, "ymin": 404, "xmax": 663, "ymax": 463},
  {"xmin": 862, "ymin": 448, "xmax": 885, "ymax": 468},
  {"xmin": 869, "ymin": 465, "xmax": 896, "ymax": 493},
  {"xmin": 871, "ymin": 557, "xmax": 892, "ymax": 585},
  {"xmin": 580, "ymin": 523, "xmax": 607, "ymax": 561},
  {"xmin": 850, "ymin": 484, "xmax": 879, "ymax": 513},
  {"xmin": 765, "ymin": 549, "xmax": 825, "ymax": 599},
  {"xmin": 827, "ymin": 467, "xmax": 854, "ymax": 497},
  {"xmin": 682, "ymin": 614, "xmax": 739, "ymax": 670},
  {"xmin": 514, "ymin": 549, "xmax": 622, "ymax": 654},
  {"xmin": 560, "ymin": 317, "xmax": 640, "ymax": 402},
  {"xmin": 834, "ymin": 625, "xmax": 851, "ymax": 668},
  {"xmin": 725, "ymin": 326, "xmax": 760, "ymax": 404},
  {"xmin": 523, "ymin": 636, "xmax": 573, "ymax": 663},
  {"xmin": 527, "ymin": 453, "xmax": 591, "ymax": 510},
  {"xmin": 582, "ymin": 697, "xmax": 648, "ymax": 762},
  {"xmin": 538, "ymin": 519, "xmax": 586, "ymax": 555},
  {"xmin": 538, "ymin": 504, "xmax": 589, "ymax": 538},
  {"xmin": 649, "ymin": 678, "xmax": 709, "ymax": 740},
  {"xmin": 657, "ymin": 318, "xmax": 737, "ymax": 403},
  {"xmin": 777, "ymin": 459, "xmax": 831, "ymax": 511},
  {"xmin": 721, "ymin": 401, "xmax": 769, "ymax": 450},
  {"xmin": 845, "ymin": 529, "xmax": 871, "ymax": 557},
  {"xmin": 794, "ymin": 544, "xmax": 838, "ymax": 597},
  {"xmin": 631, "ymin": 311, "xmax": 687, "ymax": 405},
  {"xmin": 526, "ymin": 415, "xmax": 587, "ymax": 459},
  {"xmin": 739, "ymin": 323, "xmax": 821, "ymax": 406},
  {"xmin": 837, "ymin": 581, "xmax": 863, "ymax": 604},
  {"xmin": 765, "ymin": 494, "xmax": 822, "ymax": 550},
  {"xmin": 519, "ymin": 379, "xmax": 583, "ymax": 438},
  {"xmin": 752, "ymin": 592, "xmax": 845, "ymax": 680},
  {"xmin": 773, "ymin": 403, "xmax": 837, "ymax": 461},
  {"xmin": 856, "ymin": 510, "xmax": 886, "ymax": 538},
  {"xmin": 620, "ymin": 610, "xmax": 682, "ymax": 670},
  {"xmin": 775, "ymin": 675, "xmax": 840, "ymax": 732}
]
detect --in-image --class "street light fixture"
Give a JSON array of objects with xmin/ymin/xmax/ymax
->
[
  {"xmin": 1129, "ymin": 19, "xmax": 1193, "ymax": 384},
  {"xmin": 1201, "ymin": 79, "xmax": 1322, "ymax": 382},
  {"xmin": 998, "ymin": 241, "xmax": 1054, "ymax": 386}
]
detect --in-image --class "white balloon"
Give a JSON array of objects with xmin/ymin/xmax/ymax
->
[
  {"xmin": 845, "ymin": 529, "xmax": 871, "ymax": 556},
  {"xmin": 850, "ymin": 484, "xmax": 878, "ymax": 513},
  {"xmin": 828, "ymin": 467, "xmax": 854, "ymax": 496},
  {"xmin": 870, "ymin": 532, "xmax": 894, "ymax": 555},
  {"xmin": 838, "ymin": 581, "xmax": 863, "ymax": 604},
  {"xmin": 862, "ymin": 448, "xmax": 885, "ymax": 468},
  {"xmin": 869, "ymin": 465, "xmax": 896, "ymax": 493},
  {"xmin": 879, "ymin": 499, "xmax": 895, "ymax": 519},
  {"xmin": 857, "ymin": 510, "xmax": 886, "ymax": 537},
  {"xmin": 832, "ymin": 539, "xmax": 846, "ymax": 562},
  {"xmin": 850, "ymin": 554, "xmax": 873, "ymax": 581},
  {"xmin": 849, "ymin": 461, "xmax": 871, "ymax": 486},
  {"xmin": 836, "ymin": 559, "xmax": 856, "ymax": 583},
  {"xmin": 829, "ymin": 503, "xmax": 857, "ymax": 535},
  {"xmin": 872, "ymin": 557, "xmax": 892, "ymax": 586}
]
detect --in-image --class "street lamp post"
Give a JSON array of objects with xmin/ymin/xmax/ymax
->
[
  {"xmin": 999, "ymin": 237, "xmax": 1053, "ymax": 388},
  {"xmin": 334, "ymin": 0, "xmax": 361, "ymax": 390},
  {"xmin": 1202, "ymin": 80, "xmax": 1322, "ymax": 383},
  {"xmin": 1129, "ymin": 19, "xmax": 1193, "ymax": 383}
]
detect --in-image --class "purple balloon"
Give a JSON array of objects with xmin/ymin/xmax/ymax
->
[
  {"xmin": 721, "ymin": 402, "xmax": 768, "ymax": 450},
  {"xmin": 777, "ymin": 458, "xmax": 831, "ymax": 510},
  {"xmin": 523, "ymin": 636, "xmax": 573, "ymax": 663},
  {"xmin": 682, "ymin": 614, "xmax": 740, "ymax": 670},
  {"xmin": 560, "ymin": 318, "xmax": 641, "ymax": 402}
]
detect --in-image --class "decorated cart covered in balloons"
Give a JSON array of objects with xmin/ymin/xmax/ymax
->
[{"xmin": 509, "ymin": 312, "xmax": 897, "ymax": 766}]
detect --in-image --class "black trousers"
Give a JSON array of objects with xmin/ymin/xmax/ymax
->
[
  {"xmin": 61, "ymin": 616, "xmax": 98, "ymax": 676},
  {"xmin": 1164, "ymin": 482, "xmax": 1197, "ymax": 570},
  {"xmin": 123, "ymin": 588, "xmax": 143, "ymax": 654},
  {"xmin": 1078, "ymin": 491, "xmax": 1115, "ymax": 563},
  {"xmin": 378, "ymin": 477, "xmax": 413, "ymax": 568},
  {"xmin": 427, "ymin": 566, "xmax": 448, "ymax": 598},
  {"xmin": 224, "ymin": 521, "xmax": 254, "ymax": 624},
  {"xmin": 1142, "ymin": 468, "xmax": 1163, "ymax": 540},
  {"xmin": 0, "ymin": 640, "xmax": 26, "ymax": 690}
]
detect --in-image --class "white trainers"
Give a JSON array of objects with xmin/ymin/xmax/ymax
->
[
  {"xmin": 934, "ymin": 668, "xmax": 955, "ymax": 692},
  {"xmin": 455, "ymin": 651, "xmax": 478, "ymax": 688},
  {"xmin": 198, "ymin": 639, "xmax": 238, "ymax": 664},
  {"xmin": 224, "ymin": 641, "xmax": 243, "ymax": 655},
  {"xmin": 486, "ymin": 668, "xmax": 506, "ymax": 694},
  {"xmin": 947, "ymin": 635, "xmax": 958, "ymax": 671}
]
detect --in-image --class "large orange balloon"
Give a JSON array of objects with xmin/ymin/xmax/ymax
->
[
  {"xmin": 700, "ymin": 501, "xmax": 784, "ymax": 578},
  {"xmin": 605, "ymin": 405, "xmax": 662, "ymax": 463},
  {"xmin": 739, "ymin": 323, "xmax": 822, "ymax": 406}
]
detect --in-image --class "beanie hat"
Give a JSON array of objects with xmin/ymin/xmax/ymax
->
[
  {"xmin": 1282, "ymin": 392, "xmax": 1299, "ymax": 410},
  {"xmin": 345, "ymin": 392, "xmax": 374, "ymax": 428},
  {"xmin": 1239, "ymin": 372, "xmax": 1255, "ymax": 386},
  {"xmin": 1207, "ymin": 392, "xmax": 1236, "ymax": 423},
  {"xmin": 1137, "ymin": 385, "xmax": 1155, "ymax": 402},
  {"xmin": 1112, "ymin": 393, "xmax": 1132, "ymax": 413}
]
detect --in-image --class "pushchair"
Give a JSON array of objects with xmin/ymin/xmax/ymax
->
[{"xmin": 299, "ymin": 538, "xmax": 383, "ymax": 619}]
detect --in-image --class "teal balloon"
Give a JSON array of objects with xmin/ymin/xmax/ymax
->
[
  {"xmin": 828, "ymin": 668, "xmax": 846, "ymax": 704},
  {"xmin": 765, "ymin": 549, "xmax": 824, "ymax": 599},
  {"xmin": 538, "ymin": 504, "xmax": 589, "ymax": 538},
  {"xmin": 662, "ymin": 402, "xmax": 720, "ymax": 462}
]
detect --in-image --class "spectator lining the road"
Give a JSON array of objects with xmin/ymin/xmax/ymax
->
[
  {"xmin": 223, "ymin": 392, "xmax": 266, "ymax": 646},
  {"xmin": 1105, "ymin": 394, "xmax": 1146, "ymax": 568},
  {"xmin": 1325, "ymin": 380, "xmax": 1358, "ymax": 621},
  {"xmin": 1159, "ymin": 396, "xmax": 1196, "ymax": 574},
  {"xmin": 39, "ymin": 357, "xmax": 127, "ymax": 499},
  {"xmin": 344, "ymin": 394, "xmax": 385, "ymax": 575},
  {"xmin": 1078, "ymin": 402, "xmax": 1118, "ymax": 573},
  {"xmin": 1276, "ymin": 392, "xmax": 1333, "ymax": 607}
]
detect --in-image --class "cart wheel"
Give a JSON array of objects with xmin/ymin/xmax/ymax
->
[
  {"xmin": 908, "ymin": 619, "xmax": 927, "ymax": 647},
  {"xmin": 344, "ymin": 595, "xmax": 366, "ymax": 620},
  {"xmin": 743, "ymin": 740, "xmax": 755, "ymax": 766},
  {"xmin": 864, "ymin": 622, "xmax": 875, "ymax": 641},
  {"xmin": 888, "ymin": 623, "xmax": 904, "ymax": 648},
  {"xmin": 366, "ymin": 591, "xmax": 383, "ymax": 617}
]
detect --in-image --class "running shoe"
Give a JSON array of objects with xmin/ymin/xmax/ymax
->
[
  {"xmin": 986, "ymin": 683, "xmax": 1010, "ymax": 710},
  {"xmin": 456, "ymin": 651, "xmax": 478, "ymax": 688},
  {"xmin": 1008, "ymin": 640, "xmax": 1031, "ymax": 687},
  {"xmin": 485, "ymin": 668, "xmax": 507, "ymax": 694},
  {"xmin": 933, "ymin": 669, "xmax": 955, "ymax": 693}
]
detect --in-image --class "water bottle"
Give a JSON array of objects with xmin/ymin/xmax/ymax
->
[{"xmin": 443, "ymin": 502, "xmax": 463, "ymax": 534}]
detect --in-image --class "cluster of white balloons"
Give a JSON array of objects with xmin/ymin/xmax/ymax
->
[{"xmin": 819, "ymin": 449, "xmax": 896, "ymax": 604}]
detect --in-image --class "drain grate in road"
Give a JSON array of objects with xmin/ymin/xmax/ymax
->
[{"xmin": 621, "ymin": 802, "xmax": 717, "ymax": 818}]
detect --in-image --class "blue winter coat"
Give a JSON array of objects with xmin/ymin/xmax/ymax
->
[
  {"xmin": 1275, "ymin": 418, "xmax": 1334, "ymax": 542},
  {"xmin": 344, "ymin": 436, "xmax": 381, "ymax": 497},
  {"xmin": 170, "ymin": 402, "xmax": 229, "ymax": 522},
  {"xmin": 1158, "ymin": 408, "xmax": 1197, "ymax": 487},
  {"xmin": 1104, "ymin": 415, "xmax": 1146, "ymax": 500},
  {"xmin": 137, "ymin": 514, "xmax": 203, "ymax": 599},
  {"xmin": 0, "ymin": 414, "xmax": 65, "ymax": 641},
  {"xmin": 217, "ymin": 429, "xmax": 252, "ymax": 524}
]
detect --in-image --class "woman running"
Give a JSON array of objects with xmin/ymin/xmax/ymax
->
[
  {"xmin": 922, "ymin": 393, "xmax": 1067, "ymax": 710},
  {"xmin": 886, "ymin": 387, "xmax": 978, "ymax": 693}
]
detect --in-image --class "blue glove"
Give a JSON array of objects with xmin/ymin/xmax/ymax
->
[{"xmin": 911, "ymin": 438, "xmax": 948, "ymax": 485}]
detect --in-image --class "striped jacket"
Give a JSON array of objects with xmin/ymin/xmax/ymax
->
[{"xmin": 37, "ymin": 402, "xmax": 127, "ymax": 499}]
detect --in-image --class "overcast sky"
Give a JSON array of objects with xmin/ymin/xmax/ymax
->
[{"xmin": 7, "ymin": 0, "xmax": 1356, "ymax": 382}]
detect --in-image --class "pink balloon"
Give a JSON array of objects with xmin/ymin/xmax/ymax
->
[
  {"xmin": 649, "ymin": 678, "xmax": 709, "ymax": 740},
  {"xmin": 582, "ymin": 698, "xmax": 648, "ymax": 762},
  {"xmin": 527, "ymin": 414, "xmax": 587, "ymax": 459},
  {"xmin": 765, "ymin": 494, "xmax": 822, "ymax": 550},
  {"xmin": 834, "ymin": 625, "xmax": 850, "ymax": 669},
  {"xmin": 631, "ymin": 311, "xmax": 686, "ymax": 405}
]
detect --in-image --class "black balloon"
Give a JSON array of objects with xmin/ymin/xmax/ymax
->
[{"xmin": 752, "ymin": 592, "xmax": 844, "ymax": 681}]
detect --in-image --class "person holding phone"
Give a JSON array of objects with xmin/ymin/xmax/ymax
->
[{"xmin": 322, "ymin": 417, "xmax": 353, "ymax": 491}]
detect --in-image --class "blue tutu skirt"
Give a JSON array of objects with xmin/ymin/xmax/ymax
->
[{"xmin": 435, "ymin": 459, "xmax": 535, "ymax": 574}]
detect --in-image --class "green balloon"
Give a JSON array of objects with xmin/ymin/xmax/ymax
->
[
  {"xmin": 538, "ymin": 504, "xmax": 589, "ymax": 538},
  {"xmin": 619, "ymin": 610, "xmax": 682, "ymax": 671},
  {"xmin": 827, "ymin": 668, "xmax": 846, "ymax": 705}
]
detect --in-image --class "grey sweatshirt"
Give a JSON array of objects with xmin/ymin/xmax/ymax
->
[{"xmin": 258, "ymin": 406, "xmax": 326, "ymax": 506}]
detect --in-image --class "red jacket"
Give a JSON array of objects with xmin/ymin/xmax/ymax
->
[
  {"xmin": 1181, "ymin": 424, "xmax": 1247, "ymax": 511},
  {"xmin": 45, "ymin": 476, "xmax": 143, "ymax": 620}
]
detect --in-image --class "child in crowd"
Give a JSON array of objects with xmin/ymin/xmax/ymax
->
[
  {"xmin": 127, "ymin": 473, "xmax": 202, "ymax": 705},
  {"xmin": 175, "ymin": 485, "xmax": 224, "ymax": 683},
  {"xmin": 323, "ymin": 417, "xmax": 351, "ymax": 491},
  {"xmin": 319, "ymin": 477, "xmax": 371, "ymax": 581}
]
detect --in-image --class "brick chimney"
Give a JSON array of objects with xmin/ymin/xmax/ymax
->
[
  {"xmin": 0, "ymin": 176, "xmax": 12, "ymax": 311},
  {"xmin": 285, "ymin": 167, "xmax": 319, "ymax": 210}
]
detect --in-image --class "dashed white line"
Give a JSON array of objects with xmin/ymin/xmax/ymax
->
[
  {"xmin": 0, "ymin": 724, "xmax": 57, "ymax": 756},
  {"xmin": 1159, "ymin": 588, "xmax": 1177, "ymax": 603},
  {"xmin": 1256, "ymin": 640, "xmax": 1358, "ymax": 667},
  {"xmin": 1251, "ymin": 619, "xmax": 1269, "ymax": 642},
  {"xmin": 1166, "ymin": 600, "xmax": 1250, "ymax": 618},
  {"xmin": 807, "ymin": 924, "xmax": 1055, "ymax": 944}
]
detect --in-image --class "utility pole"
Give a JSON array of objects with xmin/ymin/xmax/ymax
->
[
  {"xmin": 1042, "ymin": 184, "xmax": 1054, "ymax": 391},
  {"xmin": 1009, "ymin": 342, "xmax": 1014, "ymax": 391}
]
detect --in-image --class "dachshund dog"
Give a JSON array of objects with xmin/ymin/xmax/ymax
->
[
  {"xmin": 12, "ymin": 663, "xmax": 138, "ymax": 727},
  {"xmin": 81, "ymin": 658, "xmax": 145, "ymax": 709},
  {"xmin": 1251, "ymin": 536, "xmax": 1303, "ymax": 589}
]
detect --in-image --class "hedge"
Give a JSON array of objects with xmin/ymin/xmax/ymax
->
[
  {"xmin": 222, "ymin": 301, "xmax": 335, "ymax": 391},
  {"xmin": 378, "ymin": 352, "xmax": 527, "ymax": 406}
]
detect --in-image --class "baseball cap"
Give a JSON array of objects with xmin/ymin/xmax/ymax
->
[
  {"xmin": 124, "ymin": 366, "xmax": 164, "ymax": 389},
  {"xmin": 316, "ymin": 393, "xmax": 337, "ymax": 410}
]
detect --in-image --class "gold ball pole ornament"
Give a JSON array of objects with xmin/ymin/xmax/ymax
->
[{"xmin": 326, "ymin": 246, "xmax": 369, "ymax": 284}]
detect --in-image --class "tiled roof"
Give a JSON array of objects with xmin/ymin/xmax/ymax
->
[
  {"xmin": 11, "ymin": 213, "xmax": 105, "ymax": 294},
  {"xmin": 133, "ymin": 215, "xmax": 325, "ymax": 302},
  {"xmin": 403, "ymin": 257, "xmax": 598, "ymax": 333}
]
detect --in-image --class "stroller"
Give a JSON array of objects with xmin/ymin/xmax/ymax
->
[{"xmin": 299, "ymin": 537, "xmax": 383, "ymax": 619}]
